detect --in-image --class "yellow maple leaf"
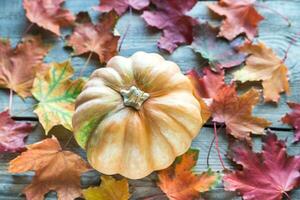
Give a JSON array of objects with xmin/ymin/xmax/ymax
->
[
  {"xmin": 31, "ymin": 60, "xmax": 85, "ymax": 133},
  {"xmin": 234, "ymin": 42, "xmax": 289, "ymax": 103},
  {"xmin": 83, "ymin": 176, "xmax": 130, "ymax": 200}
]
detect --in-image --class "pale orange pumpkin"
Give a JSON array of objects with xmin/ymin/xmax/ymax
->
[{"xmin": 73, "ymin": 52, "xmax": 203, "ymax": 179}]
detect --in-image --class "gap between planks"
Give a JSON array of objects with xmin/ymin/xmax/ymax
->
[{"xmin": 12, "ymin": 116, "xmax": 294, "ymax": 132}]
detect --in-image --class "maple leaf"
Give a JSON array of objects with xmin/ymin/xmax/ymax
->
[
  {"xmin": 141, "ymin": 0, "xmax": 198, "ymax": 53},
  {"xmin": 208, "ymin": 0, "xmax": 264, "ymax": 40},
  {"xmin": 83, "ymin": 176, "xmax": 130, "ymax": 200},
  {"xmin": 187, "ymin": 67, "xmax": 225, "ymax": 100},
  {"xmin": 210, "ymin": 85, "xmax": 271, "ymax": 142},
  {"xmin": 95, "ymin": 0, "xmax": 150, "ymax": 15},
  {"xmin": 187, "ymin": 67, "xmax": 226, "ymax": 123},
  {"xmin": 31, "ymin": 60, "xmax": 85, "ymax": 133},
  {"xmin": 0, "ymin": 110, "xmax": 33, "ymax": 153},
  {"xmin": 23, "ymin": 0, "xmax": 75, "ymax": 35},
  {"xmin": 233, "ymin": 42, "xmax": 290, "ymax": 103},
  {"xmin": 282, "ymin": 102, "xmax": 300, "ymax": 142},
  {"xmin": 67, "ymin": 12, "xmax": 120, "ymax": 64},
  {"xmin": 9, "ymin": 136, "xmax": 90, "ymax": 200},
  {"xmin": 191, "ymin": 23, "xmax": 246, "ymax": 70},
  {"xmin": 158, "ymin": 149, "xmax": 219, "ymax": 200},
  {"xmin": 223, "ymin": 133, "xmax": 300, "ymax": 200},
  {"xmin": 0, "ymin": 36, "xmax": 50, "ymax": 98}
]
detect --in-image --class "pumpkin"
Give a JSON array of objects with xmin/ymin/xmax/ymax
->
[{"xmin": 73, "ymin": 52, "xmax": 203, "ymax": 179}]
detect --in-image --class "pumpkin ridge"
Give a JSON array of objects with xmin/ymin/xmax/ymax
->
[
  {"xmin": 86, "ymin": 107, "xmax": 129, "ymax": 173},
  {"xmin": 75, "ymin": 103, "xmax": 124, "ymax": 149},
  {"xmin": 143, "ymin": 108, "xmax": 176, "ymax": 165},
  {"xmin": 152, "ymin": 101, "xmax": 201, "ymax": 138},
  {"xmin": 136, "ymin": 108, "xmax": 154, "ymax": 173},
  {"xmin": 154, "ymin": 105, "xmax": 194, "ymax": 139},
  {"xmin": 144, "ymin": 106, "xmax": 193, "ymax": 153},
  {"xmin": 117, "ymin": 109, "xmax": 153, "ymax": 178}
]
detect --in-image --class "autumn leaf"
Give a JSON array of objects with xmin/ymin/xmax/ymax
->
[
  {"xmin": 23, "ymin": 0, "xmax": 75, "ymax": 35},
  {"xmin": 0, "ymin": 110, "xmax": 33, "ymax": 153},
  {"xmin": 83, "ymin": 176, "xmax": 130, "ymax": 200},
  {"xmin": 191, "ymin": 23, "xmax": 246, "ymax": 71},
  {"xmin": 142, "ymin": 0, "xmax": 198, "ymax": 53},
  {"xmin": 95, "ymin": 0, "xmax": 150, "ymax": 15},
  {"xmin": 158, "ymin": 149, "xmax": 219, "ymax": 200},
  {"xmin": 187, "ymin": 67, "xmax": 225, "ymax": 100},
  {"xmin": 223, "ymin": 132, "xmax": 300, "ymax": 200},
  {"xmin": 233, "ymin": 42, "xmax": 290, "ymax": 103},
  {"xmin": 282, "ymin": 102, "xmax": 300, "ymax": 142},
  {"xmin": 9, "ymin": 136, "xmax": 90, "ymax": 200},
  {"xmin": 0, "ymin": 36, "xmax": 50, "ymax": 98},
  {"xmin": 187, "ymin": 67, "xmax": 226, "ymax": 123},
  {"xmin": 208, "ymin": 0, "xmax": 264, "ymax": 40},
  {"xmin": 210, "ymin": 85, "xmax": 271, "ymax": 143},
  {"xmin": 66, "ymin": 12, "xmax": 119, "ymax": 64},
  {"xmin": 31, "ymin": 60, "xmax": 85, "ymax": 133}
]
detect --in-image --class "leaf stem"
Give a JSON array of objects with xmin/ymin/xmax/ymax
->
[
  {"xmin": 8, "ymin": 89, "xmax": 13, "ymax": 113},
  {"xmin": 22, "ymin": 23, "xmax": 34, "ymax": 38},
  {"xmin": 79, "ymin": 51, "xmax": 92, "ymax": 77},
  {"xmin": 207, "ymin": 135, "xmax": 216, "ymax": 168},
  {"xmin": 255, "ymin": 3, "xmax": 291, "ymax": 26},
  {"xmin": 63, "ymin": 135, "xmax": 74, "ymax": 149},
  {"xmin": 207, "ymin": 124, "xmax": 224, "ymax": 168},
  {"xmin": 283, "ymin": 191, "xmax": 291, "ymax": 200},
  {"xmin": 213, "ymin": 122, "xmax": 226, "ymax": 170},
  {"xmin": 118, "ymin": 7, "xmax": 132, "ymax": 52},
  {"xmin": 281, "ymin": 31, "xmax": 300, "ymax": 63}
]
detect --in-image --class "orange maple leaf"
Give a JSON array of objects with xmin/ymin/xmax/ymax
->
[
  {"xmin": 67, "ymin": 12, "xmax": 119, "ymax": 64},
  {"xmin": 158, "ymin": 149, "xmax": 219, "ymax": 200},
  {"xmin": 210, "ymin": 85, "xmax": 271, "ymax": 143},
  {"xmin": 0, "ymin": 36, "xmax": 50, "ymax": 98},
  {"xmin": 208, "ymin": 0, "xmax": 264, "ymax": 40},
  {"xmin": 234, "ymin": 42, "xmax": 290, "ymax": 103},
  {"xmin": 9, "ymin": 136, "xmax": 90, "ymax": 200},
  {"xmin": 23, "ymin": 0, "xmax": 75, "ymax": 35}
]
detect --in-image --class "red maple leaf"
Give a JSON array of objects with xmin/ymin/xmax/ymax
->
[
  {"xmin": 282, "ymin": 102, "xmax": 300, "ymax": 142},
  {"xmin": 142, "ymin": 0, "xmax": 198, "ymax": 53},
  {"xmin": 67, "ymin": 12, "xmax": 119, "ymax": 64},
  {"xmin": 187, "ymin": 67, "xmax": 225, "ymax": 99},
  {"xmin": 0, "ymin": 110, "xmax": 33, "ymax": 153},
  {"xmin": 23, "ymin": 0, "xmax": 75, "ymax": 35},
  {"xmin": 223, "ymin": 133, "xmax": 300, "ymax": 200},
  {"xmin": 208, "ymin": 0, "xmax": 264, "ymax": 40},
  {"xmin": 95, "ymin": 0, "xmax": 150, "ymax": 15}
]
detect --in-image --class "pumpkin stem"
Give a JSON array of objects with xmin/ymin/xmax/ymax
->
[{"xmin": 120, "ymin": 86, "xmax": 150, "ymax": 110}]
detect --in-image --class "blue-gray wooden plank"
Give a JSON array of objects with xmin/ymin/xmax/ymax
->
[
  {"xmin": 1, "ymin": 125, "xmax": 299, "ymax": 199},
  {"xmin": 0, "ymin": 0, "xmax": 300, "ymax": 200},
  {"xmin": 0, "ymin": 0, "xmax": 299, "ymax": 128}
]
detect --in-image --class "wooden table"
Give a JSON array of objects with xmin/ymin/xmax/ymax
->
[{"xmin": 0, "ymin": 0, "xmax": 300, "ymax": 199}]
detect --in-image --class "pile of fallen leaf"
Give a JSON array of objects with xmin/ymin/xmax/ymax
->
[{"xmin": 0, "ymin": 0, "xmax": 300, "ymax": 199}]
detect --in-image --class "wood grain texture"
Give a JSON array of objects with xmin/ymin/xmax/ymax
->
[
  {"xmin": 0, "ymin": 0, "xmax": 300, "ymax": 199},
  {"xmin": 1, "ymin": 125, "xmax": 299, "ymax": 199},
  {"xmin": 0, "ymin": 0, "xmax": 299, "ymax": 128}
]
